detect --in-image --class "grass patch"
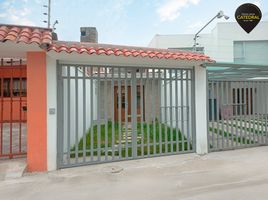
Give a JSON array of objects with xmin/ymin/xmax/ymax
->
[
  {"xmin": 209, "ymin": 127, "xmax": 253, "ymax": 146},
  {"xmin": 70, "ymin": 121, "xmax": 192, "ymax": 158}
]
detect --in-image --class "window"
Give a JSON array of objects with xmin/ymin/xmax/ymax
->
[
  {"xmin": 234, "ymin": 41, "xmax": 268, "ymax": 64},
  {"xmin": 0, "ymin": 78, "xmax": 27, "ymax": 97},
  {"xmin": 81, "ymin": 31, "xmax": 86, "ymax": 36}
]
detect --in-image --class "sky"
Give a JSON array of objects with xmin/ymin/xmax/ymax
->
[{"xmin": 0, "ymin": 0, "xmax": 267, "ymax": 47}]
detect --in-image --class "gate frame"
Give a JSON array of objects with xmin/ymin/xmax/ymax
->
[
  {"xmin": 0, "ymin": 59, "xmax": 27, "ymax": 159},
  {"xmin": 56, "ymin": 62, "xmax": 197, "ymax": 169},
  {"xmin": 206, "ymin": 62, "xmax": 268, "ymax": 152}
]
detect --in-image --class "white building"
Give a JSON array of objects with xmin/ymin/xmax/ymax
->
[{"xmin": 148, "ymin": 21, "xmax": 268, "ymax": 65}]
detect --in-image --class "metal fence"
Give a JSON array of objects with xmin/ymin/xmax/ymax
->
[
  {"xmin": 0, "ymin": 58, "xmax": 27, "ymax": 158},
  {"xmin": 208, "ymin": 80, "xmax": 268, "ymax": 151},
  {"xmin": 57, "ymin": 64, "xmax": 195, "ymax": 168}
]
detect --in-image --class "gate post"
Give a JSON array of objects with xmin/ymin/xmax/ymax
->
[
  {"xmin": 194, "ymin": 65, "xmax": 208, "ymax": 154},
  {"xmin": 27, "ymin": 52, "xmax": 47, "ymax": 171}
]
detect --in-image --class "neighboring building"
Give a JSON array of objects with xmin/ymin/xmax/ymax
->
[
  {"xmin": 80, "ymin": 27, "xmax": 98, "ymax": 43},
  {"xmin": 148, "ymin": 21, "xmax": 268, "ymax": 65}
]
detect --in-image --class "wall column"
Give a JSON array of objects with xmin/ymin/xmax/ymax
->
[
  {"xmin": 194, "ymin": 65, "xmax": 208, "ymax": 154},
  {"xmin": 46, "ymin": 55, "xmax": 57, "ymax": 171},
  {"xmin": 27, "ymin": 51, "xmax": 47, "ymax": 172}
]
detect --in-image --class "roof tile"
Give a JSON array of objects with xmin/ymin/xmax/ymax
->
[
  {"xmin": 0, "ymin": 25, "xmax": 52, "ymax": 46},
  {"xmin": 0, "ymin": 25, "xmax": 213, "ymax": 62}
]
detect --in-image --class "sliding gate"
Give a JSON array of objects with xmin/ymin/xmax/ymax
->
[
  {"xmin": 208, "ymin": 80, "xmax": 268, "ymax": 151},
  {"xmin": 57, "ymin": 65, "xmax": 195, "ymax": 168}
]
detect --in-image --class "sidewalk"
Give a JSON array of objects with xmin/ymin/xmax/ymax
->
[
  {"xmin": 1, "ymin": 147, "xmax": 268, "ymax": 200},
  {"xmin": 0, "ymin": 158, "xmax": 26, "ymax": 180}
]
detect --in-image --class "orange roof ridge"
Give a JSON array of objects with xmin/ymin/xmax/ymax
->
[{"xmin": 0, "ymin": 24, "xmax": 214, "ymax": 62}]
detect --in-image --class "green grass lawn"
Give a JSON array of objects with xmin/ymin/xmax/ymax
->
[{"xmin": 70, "ymin": 121, "xmax": 192, "ymax": 158}]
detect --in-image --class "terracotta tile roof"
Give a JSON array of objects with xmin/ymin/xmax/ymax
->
[
  {"xmin": 0, "ymin": 24, "xmax": 52, "ymax": 46},
  {"xmin": 0, "ymin": 25, "xmax": 213, "ymax": 62},
  {"xmin": 49, "ymin": 41, "xmax": 213, "ymax": 62}
]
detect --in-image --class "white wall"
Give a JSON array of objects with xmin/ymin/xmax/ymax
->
[
  {"xmin": 148, "ymin": 21, "xmax": 268, "ymax": 63},
  {"xmin": 46, "ymin": 55, "xmax": 57, "ymax": 171}
]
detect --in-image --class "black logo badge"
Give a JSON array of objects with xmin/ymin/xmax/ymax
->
[{"xmin": 235, "ymin": 3, "xmax": 262, "ymax": 33}]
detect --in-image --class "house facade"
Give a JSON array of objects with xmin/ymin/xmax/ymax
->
[{"xmin": 0, "ymin": 24, "xmax": 211, "ymax": 171}]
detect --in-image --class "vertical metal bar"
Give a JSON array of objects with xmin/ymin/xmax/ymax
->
[
  {"xmin": 175, "ymin": 69, "xmax": 179, "ymax": 152},
  {"xmin": 56, "ymin": 62, "xmax": 64, "ymax": 168},
  {"xmin": 169, "ymin": 69, "xmax": 173, "ymax": 153},
  {"xmin": 230, "ymin": 83, "xmax": 234, "ymax": 148},
  {"xmin": 124, "ymin": 68, "xmax": 128, "ymax": 158},
  {"xmin": 82, "ymin": 66, "xmax": 86, "ymax": 162},
  {"xmin": 186, "ymin": 70, "xmax": 190, "ymax": 151},
  {"xmin": 215, "ymin": 81, "xmax": 220, "ymax": 149},
  {"xmin": 152, "ymin": 69, "xmax": 156, "ymax": 155},
  {"xmin": 251, "ymin": 82, "xmax": 255, "ymax": 145},
  {"xmin": 104, "ymin": 67, "xmax": 108, "ymax": 160},
  {"xmin": 191, "ymin": 69, "xmax": 196, "ymax": 152},
  {"xmin": 225, "ymin": 81, "xmax": 229, "ymax": 148},
  {"xmin": 118, "ymin": 68, "xmax": 122, "ymax": 159},
  {"xmin": 247, "ymin": 82, "xmax": 252, "ymax": 145},
  {"xmin": 9, "ymin": 59, "xmax": 13, "ymax": 158},
  {"xmin": 111, "ymin": 68, "xmax": 115, "ymax": 160},
  {"xmin": 220, "ymin": 81, "xmax": 224, "ymax": 149},
  {"xmin": 256, "ymin": 82, "xmax": 260, "ymax": 144},
  {"xmin": 243, "ymin": 81, "xmax": 247, "ymax": 146},
  {"xmin": 211, "ymin": 81, "xmax": 215, "ymax": 150},
  {"xmin": 239, "ymin": 83, "xmax": 243, "ymax": 146},
  {"xmin": 90, "ymin": 67, "xmax": 94, "ymax": 161},
  {"xmin": 19, "ymin": 60, "xmax": 22, "ymax": 153},
  {"xmin": 235, "ymin": 83, "xmax": 239, "ymax": 147},
  {"xmin": 180, "ymin": 69, "xmax": 185, "ymax": 152},
  {"xmin": 245, "ymin": 81, "xmax": 251, "ymax": 146},
  {"xmin": 164, "ymin": 69, "xmax": 168, "ymax": 153},
  {"xmin": 146, "ymin": 69, "xmax": 150, "ymax": 156},
  {"xmin": 260, "ymin": 82, "xmax": 264, "ymax": 144},
  {"xmin": 140, "ymin": 70, "xmax": 144, "ymax": 157},
  {"xmin": 97, "ymin": 67, "xmax": 101, "ymax": 161},
  {"xmin": 158, "ymin": 69, "xmax": 162, "ymax": 154},
  {"xmin": 75, "ymin": 67, "xmax": 79, "ymax": 163},
  {"xmin": 131, "ymin": 69, "xmax": 137, "ymax": 158},
  {"xmin": 67, "ymin": 66, "xmax": 71, "ymax": 164}
]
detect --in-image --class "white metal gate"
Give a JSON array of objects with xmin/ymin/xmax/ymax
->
[
  {"xmin": 208, "ymin": 80, "xmax": 268, "ymax": 151},
  {"xmin": 57, "ymin": 64, "xmax": 195, "ymax": 168}
]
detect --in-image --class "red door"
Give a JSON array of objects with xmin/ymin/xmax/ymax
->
[
  {"xmin": 114, "ymin": 85, "xmax": 144, "ymax": 122},
  {"xmin": 0, "ymin": 63, "xmax": 27, "ymax": 158}
]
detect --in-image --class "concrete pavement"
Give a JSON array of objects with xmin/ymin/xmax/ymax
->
[
  {"xmin": 0, "ymin": 158, "xmax": 26, "ymax": 180},
  {"xmin": 1, "ymin": 147, "xmax": 268, "ymax": 199}
]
